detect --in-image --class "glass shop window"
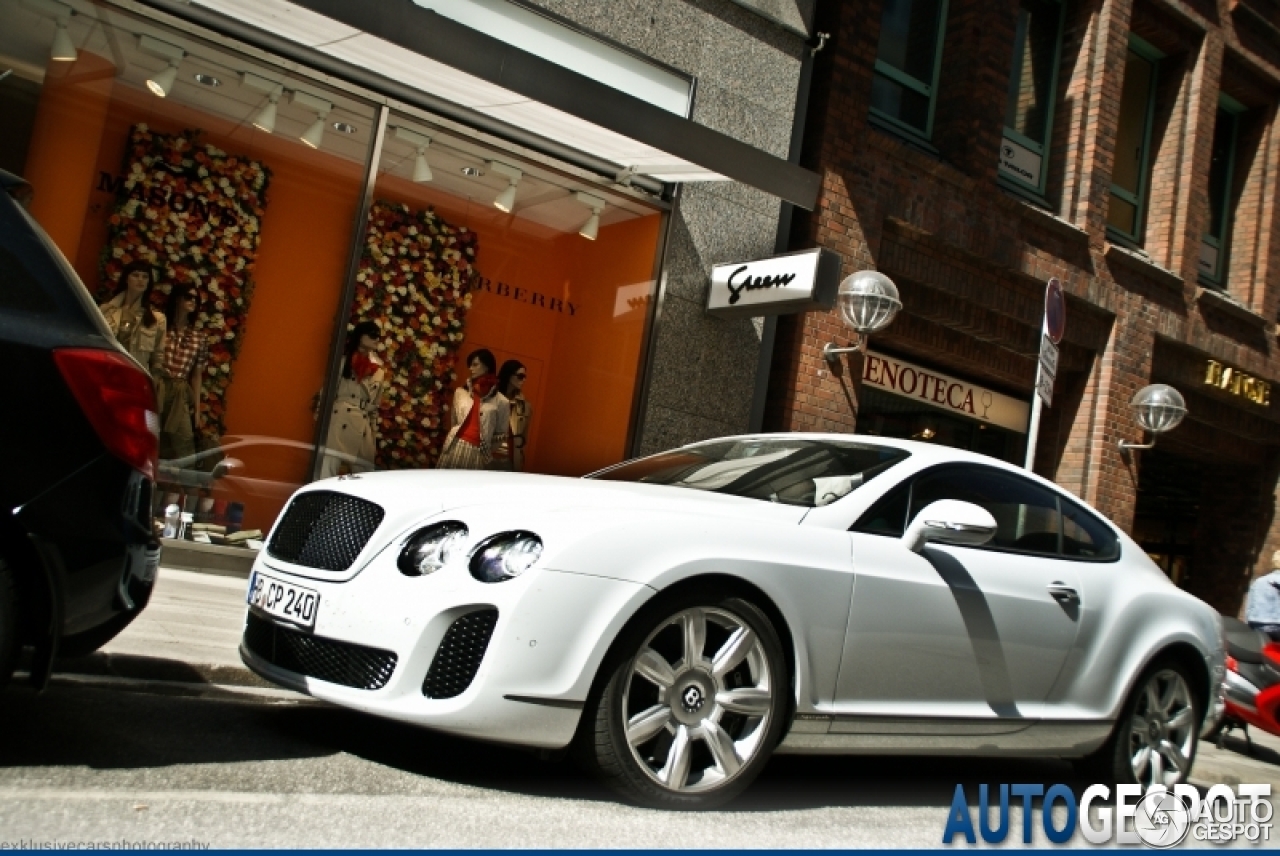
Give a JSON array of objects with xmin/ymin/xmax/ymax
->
[
  {"xmin": 1, "ymin": 0, "xmax": 375, "ymax": 541},
  {"xmin": 870, "ymin": 0, "xmax": 950, "ymax": 139},
  {"xmin": 316, "ymin": 111, "xmax": 663, "ymax": 484},
  {"xmin": 1107, "ymin": 37, "xmax": 1163, "ymax": 243},
  {"xmin": 999, "ymin": 0, "xmax": 1064, "ymax": 198}
]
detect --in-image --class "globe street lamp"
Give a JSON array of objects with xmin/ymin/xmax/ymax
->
[
  {"xmin": 822, "ymin": 270, "xmax": 902, "ymax": 364},
  {"xmin": 1118, "ymin": 384, "xmax": 1187, "ymax": 452}
]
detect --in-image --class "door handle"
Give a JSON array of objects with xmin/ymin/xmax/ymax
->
[{"xmin": 1047, "ymin": 582, "xmax": 1079, "ymax": 603}]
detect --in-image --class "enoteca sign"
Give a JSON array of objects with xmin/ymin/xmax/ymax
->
[
  {"xmin": 863, "ymin": 350, "xmax": 1031, "ymax": 433},
  {"xmin": 706, "ymin": 248, "xmax": 841, "ymax": 319}
]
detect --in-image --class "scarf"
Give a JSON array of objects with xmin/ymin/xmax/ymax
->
[
  {"xmin": 350, "ymin": 351, "xmax": 380, "ymax": 381},
  {"xmin": 457, "ymin": 374, "xmax": 499, "ymax": 447}
]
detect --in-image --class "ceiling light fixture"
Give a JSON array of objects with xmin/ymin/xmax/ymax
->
[
  {"xmin": 242, "ymin": 73, "xmax": 283, "ymax": 133},
  {"xmin": 488, "ymin": 161, "xmax": 522, "ymax": 212},
  {"xmin": 575, "ymin": 191, "xmax": 605, "ymax": 240},
  {"xmin": 332, "ymin": 121, "xmax": 357, "ymax": 135},
  {"xmin": 22, "ymin": 0, "xmax": 77, "ymax": 63},
  {"xmin": 50, "ymin": 15, "xmax": 76, "ymax": 62},
  {"xmin": 193, "ymin": 73, "xmax": 222, "ymax": 87},
  {"xmin": 138, "ymin": 35, "xmax": 185, "ymax": 98},
  {"xmin": 293, "ymin": 90, "xmax": 332, "ymax": 149},
  {"xmin": 460, "ymin": 166, "xmax": 483, "ymax": 177},
  {"xmin": 394, "ymin": 127, "xmax": 433, "ymax": 183}
]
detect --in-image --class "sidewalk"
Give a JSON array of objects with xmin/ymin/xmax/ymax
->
[{"xmin": 54, "ymin": 565, "xmax": 1280, "ymax": 788}]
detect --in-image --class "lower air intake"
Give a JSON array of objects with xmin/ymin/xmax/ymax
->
[{"xmin": 423, "ymin": 609, "xmax": 499, "ymax": 699}]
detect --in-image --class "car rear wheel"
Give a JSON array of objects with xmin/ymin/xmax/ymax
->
[
  {"xmin": 0, "ymin": 559, "xmax": 17, "ymax": 687},
  {"xmin": 1079, "ymin": 659, "xmax": 1200, "ymax": 786},
  {"xmin": 579, "ymin": 591, "xmax": 788, "ymax": 809}
]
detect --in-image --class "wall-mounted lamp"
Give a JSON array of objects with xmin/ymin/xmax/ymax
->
[
  {"xmin": 575, "ymin": 191, "xmax": 605, "ymax": 240},
  {"xmin": 488, "ymin": 161, "xmax": 522, "ymax": 212},
  {"xmin": 139, "ymin": 35, "xmax": 185, "ymax": 97},
  {"xmin": 23, "ymin": 0, "xmax": 77, "ymax": 63},
  {"xmin": 1118, "ymin": 384, "xmax": 1186, "ymax": 453},
  {"xmin": 822, "ymin": 270, "xmax": 902, "ymax": 364},
  {"xmin": 394, "ymin": 127, "xmax": 433, "ymax": 182},
  {"xmin": 293, "ymin": 90, "xmax": 332, "ymax": 149}
]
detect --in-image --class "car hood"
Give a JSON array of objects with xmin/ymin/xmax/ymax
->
[{"xmin": 299, "ymin": 469, "xmax": 810, "ymax": 527}]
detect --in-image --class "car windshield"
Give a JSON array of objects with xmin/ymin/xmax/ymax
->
[{"xmin": 589, "ymin": 439, "xmax": 909, "ymax": 507}]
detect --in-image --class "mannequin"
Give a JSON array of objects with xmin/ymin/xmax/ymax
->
[
  {"xmin": 320, "ymin": 321, "xmax": 387, "ymax": 478},
  {"xmin": 98, "ymin": 261, "xmax": 167, "ymax": 376},
  {"xmin": 155, "ymin": 284, "xmax": 208, "ymax": 462},
  {"xmin": 489, "ymin": 359, "xmax": 532, "ymax": 471},
  {"xmin": 437, "ymin": 348, "xmax": 509, "ymax": 470}
]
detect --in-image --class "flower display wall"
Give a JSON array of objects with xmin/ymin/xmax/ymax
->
[
  {"xmin": 99, "ymin": 123, "xmax": 271, "ymax": 439},
  {"xmin": 353, "ymin": 200, "xmax": 478, "ymax": 469}
]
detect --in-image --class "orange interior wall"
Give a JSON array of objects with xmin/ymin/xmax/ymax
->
[
  {"xmin": 23, "ymin": 52, "xmax": 115, "ymax": 258},
  {"xmin": 374, "ymin": 173, "xmax": 661, "ymax": 476},
  {"xmin": 24, "ymin": 69, "xmax": 363, "ymax": 531}
]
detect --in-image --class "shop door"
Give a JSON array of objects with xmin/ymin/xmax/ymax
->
[{"xmin": 1133, "ymin": 450, "xmax": 1202, "ymax": 588}]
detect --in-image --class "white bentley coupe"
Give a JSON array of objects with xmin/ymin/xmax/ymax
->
[{"xmin": 240, "ymin": 434, "xmax": 1224, "ymax": 808}]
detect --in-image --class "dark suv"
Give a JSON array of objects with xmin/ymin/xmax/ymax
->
[{"xmin": 0, "ymin": 169, "xmax": 159, "ymax": 689}]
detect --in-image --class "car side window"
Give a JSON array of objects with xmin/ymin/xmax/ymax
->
[
  {"xmin": 852, "ymin": 481, "xmax": 912, "ymax": 537},
  {"xmin": 1060, "ymin": 496, "xmax": 1120, "ymax": 560},
  {"xmin": 908, "ymin": 465, "xmax": 1062, "ymax": 555}
]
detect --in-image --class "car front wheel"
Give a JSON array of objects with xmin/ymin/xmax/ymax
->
[{"xmin": 580, "ymin": 591, "xmax": 789, "ymax": 809}]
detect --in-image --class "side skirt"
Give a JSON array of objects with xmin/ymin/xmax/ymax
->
[{"xmin": 776, "ymin": 714, "xmax": 1112, "ymax": 756}]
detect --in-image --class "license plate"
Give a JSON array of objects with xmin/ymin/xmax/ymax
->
[{"xmin": 247, "ymin": 571, "xmax": 320, "ymax": 630}]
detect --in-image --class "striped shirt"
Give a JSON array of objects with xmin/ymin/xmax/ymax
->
[{"xmin": 161, "ymin": 326, "xmax": 209, "ymax": 380}]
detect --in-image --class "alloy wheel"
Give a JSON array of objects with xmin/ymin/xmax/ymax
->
[
  {"xmin": 1126, "ymin": 668, "xmax": 1197, "ymax": 787},
  {"xmin": 621, "ymin": 606, "xmax": 774, "ymax": 794}
]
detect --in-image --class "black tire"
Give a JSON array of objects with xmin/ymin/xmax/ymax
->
[
  {"xmin": 0, "ymin": 559, "xmax": 17, "ymax": 687},
  {"xmin": 1076, "ymin": 657, "xmax": 1201, "ymax": 786},
  {"xmin": 577, "ymin": 588, "xmax": 789, "ymax": 809}
]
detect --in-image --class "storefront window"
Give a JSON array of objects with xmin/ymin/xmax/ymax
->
[
  {"xmin": 4, "ymin": 2, "xmax": 665, "ymax": 554},
  {"xmin": 317, "ymin": 110, "xmax": 663, "ymax": 481},
  {"xmin": 999, "ymin": 0, "xmax": 1064, "ymax": 198}
]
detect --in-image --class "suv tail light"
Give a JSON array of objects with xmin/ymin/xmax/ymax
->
[{"xmin": 53, "ymin": 348, "xmax": 159, "ymax": 480}]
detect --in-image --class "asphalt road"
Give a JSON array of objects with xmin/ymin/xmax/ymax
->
[{"xmin": 0, "ymin": 568, "xmax": 1276, "ymax": 848}]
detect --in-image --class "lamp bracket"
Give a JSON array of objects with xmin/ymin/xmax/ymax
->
[
  {"xmin": 823, "ymin": 336, "xmax": 867, "ymax": 364},
  {"xmin": 138, "ymin": 34, "xmax": 184, "ymax": 62},
  {"xmin": 488, "ymin": 161, "xmax": 523, "ymax": 183},
  {"xmin": 291, "ymin": 90, "xmax": 331, "ymax": 115},
  {"xmin": 241, "ymin": 72, "xmax": 283, "ymax": 96},
  {"xmin": 393, "ymin": 126, "xmax": 431, "ymax": 148},
  {"xmin": 574, "ymin": 190, "xmax": 605, "ymax": 211}
]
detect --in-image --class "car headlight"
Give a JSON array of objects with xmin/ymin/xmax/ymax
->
[
  {"xmin": 398, "ymin": 521, "xmax": 469, "ymax": 577},
  {"xmin": 469, "ymin": 531, "xmax": 543, "ymax": 583}
]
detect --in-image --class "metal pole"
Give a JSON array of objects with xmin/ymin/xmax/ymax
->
[{"xmin": 1024, "ymin": 362, "xmax": 1044, "ymax": 471}]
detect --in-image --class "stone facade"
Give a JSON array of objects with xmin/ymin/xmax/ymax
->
[
  {"xmin": 523, "ymin": 0, "xmax": 808, "ymax": 453},
  {"xmin": 768, "ymin": 0, "xmax": 1280, "ymax": 613}
]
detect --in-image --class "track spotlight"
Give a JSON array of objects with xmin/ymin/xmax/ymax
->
[
  {"xmin": 488, "ymin": 161, "xmax": 523, "ymax": 212},
  {"xmin": 575, "ymin": 191, "xmax": 605, "ymax": 240},
  {"xmin": 394, "ymin": 128, "xmax": 433, "ymax": 183},
  {"xmin": 413, "ymin": 148, "xmax": 433, "ymax": 183},
  {"xmin": 252, "ymin": 89, "xmax": 281, "ymax": 133},
  {"xmin": 293, "ymin": 91, "xmax": 332, "ymax": 150},
  {"xmin": 147, "ymin": 59, "xmax": 181, "ymax": 97},
  {"xmin": 139, "ymin": 36, "xmax": 185, "ymax": 97},
  {"xmin": 21, "ymin": 0, "xmax": 77, "ymax": 62},
  {"xmin": 50, "ymin": 15, "xmax": 76, "ymax": 62}
]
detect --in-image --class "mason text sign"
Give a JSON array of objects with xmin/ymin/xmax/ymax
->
[{"xmin": 706, "ymin": 248, "xmax": 841, "ymax": 319}]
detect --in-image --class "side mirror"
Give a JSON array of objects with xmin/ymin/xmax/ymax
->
[
  {"xmin": 211, "ymin": 457, "xmax": 244, "ymax": 480},
  {"xmin": 903, "ymin": 499, "xmax": 997, "ymax": 553}
]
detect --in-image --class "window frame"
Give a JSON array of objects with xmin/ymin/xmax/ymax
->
[
  {"xmin": 1106, "ymin": 34, "xmax": 1164, "ymax": 247},
  {"xmin": 998, "ymin": 0, "xmax": 1067, "ymax": 202},
  {"xmin": 1199, "ymin": 93, "xmax": 1245, "ymax": 288},
  {"xmin": 851, "ymin": 462, "xmax": 1122, "ymax": 563},
  {"xmin": 869, "ymin": 0, "xmax": 952, "ymax": 143}
]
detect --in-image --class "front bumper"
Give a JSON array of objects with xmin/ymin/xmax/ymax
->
[{"xmin": 239, "ymin": 550, "xmax": 653, "ymax": 749}]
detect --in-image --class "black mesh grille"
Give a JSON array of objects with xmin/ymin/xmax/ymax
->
[
  {"xmin": 243, "ymin": 612, "xmax": 397, "ymax": 690},
  {"xmin": 267, "ymin": 491, "xmax": 385, "ymax": 571},
  {"xmin": 423, "ymin": 609, "xmax": 499, "ymax": 699}
]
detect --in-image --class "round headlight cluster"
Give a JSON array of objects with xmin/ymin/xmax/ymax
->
[
  {"xmin": 398, "ymin": 521, "xmax": 468, "ymax": 577},
  {"xmin": 469, "ymin": 531, "xmax": 543, "ymax": 583}
]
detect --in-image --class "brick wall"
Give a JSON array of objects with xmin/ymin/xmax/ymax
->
[{"xmin": 774, "ymin": 0, "xmax": 1280, "ymax": 612}]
